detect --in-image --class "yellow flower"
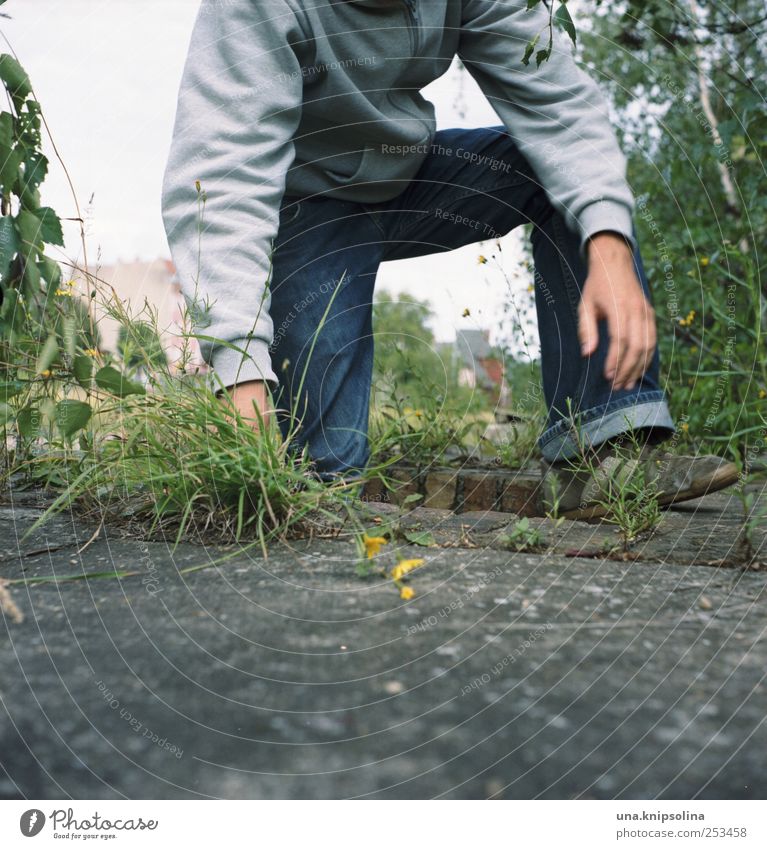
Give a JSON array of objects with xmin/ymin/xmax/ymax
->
[
  {"xmin": 40, "ymin": 369, "xmax": 52, "ymax": 378},
  {"xmin": 699, "ymin": 256, "xmax": 710, "ymax": 266},
  {"xmin": 400, "ymin": 586, "xmax": 415, "ymax": 601},
  {"xmin": 689, "ymin": 346, "xmax": 698, "ymax": 354},
  {"xmin": 477, "ymin": 255, "xmax": 488, "ymax": 265},
  {"xmin": 55, "ymin": 288, "xmax": 73, "ymax": 297},
  {"xmin": 759, "ymin": 389, "xmax": 766, "ymax": 399},
  {"xmin": 65, "ymin": 279, "xmax": 77, "ymax": 287},
  {"xmin": 363, "ymin": 533, "xmax": 387, "ymax": 559},
  {"xmin": 527, "ymin": 284, "xmax": 534, "ymax": 293},
  {"xmin": 413, "ymin": 409, "xmax": 423, "ymax": 418},
  {"xmin": 462, "ymin": 307, "xmax": 471, "ymax": 317},
  {"xmin": 680, "ymin": 422, "xmax": 689, "ymax": 432},
  {"xmin": 84, "ymin": 348, "xmax": 99, "ymax": 357},
  {"xmin": 391, "ymin": 558, "xmax": 424, "ymax": 581}
]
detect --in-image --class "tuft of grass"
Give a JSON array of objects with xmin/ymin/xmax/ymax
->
[
  {"xmin": 729, "ymin": 434, "xmax": 767, "ymax": 566},
  {"xmin": 4, "ymin": 270, "xmax": 365, "ymax": 555},
  {"xmin": 368, "ymin": 378, "xmax": 484, "ymax": 469},
  {"xmin": 486, "ymin": 407, "xmax": 546, "ymax": 469},
  {"xmin": 17, "ymin": 373, "xmax": 361, "ymax": 554},
  {"xmin": 573, "ymin": 425, "xmax": 662, "ymax": 549}
]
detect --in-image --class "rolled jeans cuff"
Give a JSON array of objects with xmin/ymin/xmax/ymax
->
[{"xmin": 538, "ymin": 391, "xmax": 676, "ymax": 463}]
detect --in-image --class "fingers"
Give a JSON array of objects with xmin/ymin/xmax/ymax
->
[
  {"xmin": 578, "ymin": 297, "xmax": 599, "ymax": 357},
  {"xmin": 579, "ymin": 270, "xmax": 658, "ymax": 392},
  {"xmin": 605, "ymin": 319, "xmax": 626, "ymax": 387},
  {"xmin": 581, "ymin": 289, "xmax": 630, "ymax": 387},
  {"xmin": 631, "ymin": 302, "xmax": 657, "ymax": 388},
  {"xmin": 610, "ymin": 300, "xmax": 657, "ymax": 391}
]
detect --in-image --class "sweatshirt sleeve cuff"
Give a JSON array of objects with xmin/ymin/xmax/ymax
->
[
  {"xmin": 578, "ymin": 200, "xmax": 637, "ymax": 262},
  {"xmin": 211, "ymin": 337, "xmax": 279, "ymax": 393}
]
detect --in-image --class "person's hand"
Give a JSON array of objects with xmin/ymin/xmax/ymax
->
[
  {"xmin": 224, "ymin": 380, "xmax": 271, "ymax": 430},
  {"xmin": 578, "ymin": 231, "xmax": 657, "ymax": 391}
]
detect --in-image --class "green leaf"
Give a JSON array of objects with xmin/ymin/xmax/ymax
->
[
  {"xmin": 18, "ymin": 100, "xmax": 41, "ymax": 142},
  {"xmin": 38, "ymin": 254, "xmax": 61, "ymax": 289},
  {"xmin": 401, "ymin": 492, "xmax": 424, "ymax": 505},
  {"xmin": 0, "ymin": 380, "xmax": 24, "ymax": 403},
  {"xmin": 22, "ymin": 252, "xmax": 41, "ymax": 294},
  {"xmin": 16, "ymin": 405, "xmax": 41, "ymax": 439},
  {"xmin": 55, "ymin": 399, "xmax": 91, "ymax": 438},
  {"xmin": 526, "ymin": 0, "xmax": 542, "ymax": 8},
  {"xmin": 0, "ymin": 285, "xmax": 18, "ymax": 323},
  {"xmin": 16, "ymin": 208, "xmax": 42, "ymax": 253},
  {"xmin": 355, "ymin": 560, "xmax": 372, "ymax": 578},
  {"xmin": 554, "ymin": 3, "xmax": 577, "ymax": 45},
  {"xmin": 0, "ymin": 215, "xmax": 18, "ymax": 278},
  {"xmin": 0, "ymin": 144, "xmax": 20, "ymax": 194},
  {"xmin": 402, "ymin": 530, "xmax": 435, "ymax": 547},
  {"xmin": 0, "ymin": 402, "xmax": 12, "ymax": 426},
  {"xmin": 35, "ymin": 207, "xmax": 64, "ymax": 247},
  {"xmin": 0, "ymin": 55, "xmax": 32, "ymax": 104},
  {"xmin": 536, "ymin": 48, "xmax": 552, "ymax": 66},
  {"xmin": 72, "ymin": 354, "xmax": 93, "ymax": 388},
  {"xmin": 95, "ymin": 365, "xmax": 146, "ymax": 397},
  {"xmin": 0, "ymin": 111, "xmax": 13, "ymax": 149},
  {"xmin": 20, "ymin": 150, "xmax": 47, "ymax": 192},
  {"xmin": 35, "ymin": 333, "xmax": 58, "ymax": 374},
  {"xmin": 522, "ymin": 34, "xmax": 540, "ymax": 66}
]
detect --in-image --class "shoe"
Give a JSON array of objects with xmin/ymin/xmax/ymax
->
[{"xmin": 541, "ymin": 444, "xmax": 739, "ymax": 521}]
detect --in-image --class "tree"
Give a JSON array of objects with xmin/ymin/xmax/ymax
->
[
  {"xmin": 579, "ymin": 0, "xmax": 766, "ymax": 453},
  {"xmin": 372, "ymin": 291, "xmax": 445, "ymax": 400}
]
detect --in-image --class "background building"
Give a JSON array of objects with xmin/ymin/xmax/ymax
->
[{"xmin": 71, "ymin": 258, "xmax": 206, "ymax": 372}]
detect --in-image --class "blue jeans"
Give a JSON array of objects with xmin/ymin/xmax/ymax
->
[{"xmin": 268, "ymin": 127, "xmax": 675, "ymax": 479}]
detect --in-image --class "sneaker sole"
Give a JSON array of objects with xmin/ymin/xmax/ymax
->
[{"xmin": 559, "ymin": 461, "xmax": 740, "ymax": 522}]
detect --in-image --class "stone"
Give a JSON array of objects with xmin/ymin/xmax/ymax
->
[{"xmin": 0, "ymin": 480, "xmax": 764, "ymax": 799}]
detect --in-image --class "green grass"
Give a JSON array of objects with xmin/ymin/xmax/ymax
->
[
  {"xmin": 368, "ymin": 378, "xmax": 486, "ymax": 468},
  {"xmin": 562, "ymin": 417, "xmax": 663, "ymax": 549},
  {"xmin": 1, "ymin": 273, "xmax": 368, "ymax": 555},
  {"xmin": 13, "ymin": 374, "xmax": 363, "ymax": 554}
]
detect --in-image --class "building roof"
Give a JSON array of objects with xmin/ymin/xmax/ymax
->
[{"xmin": 456, "ymin": 329, "xmax": 493, "ymax": 361}]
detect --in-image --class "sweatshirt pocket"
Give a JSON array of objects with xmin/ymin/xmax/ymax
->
[{"xmin": 321, "ymin": 153, "xmax": 366, "ymax": 185}]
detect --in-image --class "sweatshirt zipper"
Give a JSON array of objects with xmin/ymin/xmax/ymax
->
[{"xmin": 403, "ymin": 0, "xmax": 420, "ymax": 55}]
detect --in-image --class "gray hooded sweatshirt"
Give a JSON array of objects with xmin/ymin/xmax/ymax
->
[{"xmin": 161, "ymin": 0, "xmax": 635, "ymax": 390}]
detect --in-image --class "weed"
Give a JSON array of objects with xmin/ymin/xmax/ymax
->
[
  {"xmin": 730, "ymin": 439, "xmax": 767, "ymax": 566},
  {"xmin": 574, "ymin": 422, "xmax": 662, "ymax": 549},
  {"xmin": 487, "ymin": 408, "xmax": 546, "ymax": 469},
  {"xmin": 369, "ymin": 376, "xmax": 484, "ymax": 468},
  {"xmin": 499, "ymin": 516, "xmax": 542, "ymax": 551}
]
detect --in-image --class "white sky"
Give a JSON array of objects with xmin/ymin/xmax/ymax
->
[{"xmin": 4, "ymin": 0, "xmax": 533, "ymax": 347}]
